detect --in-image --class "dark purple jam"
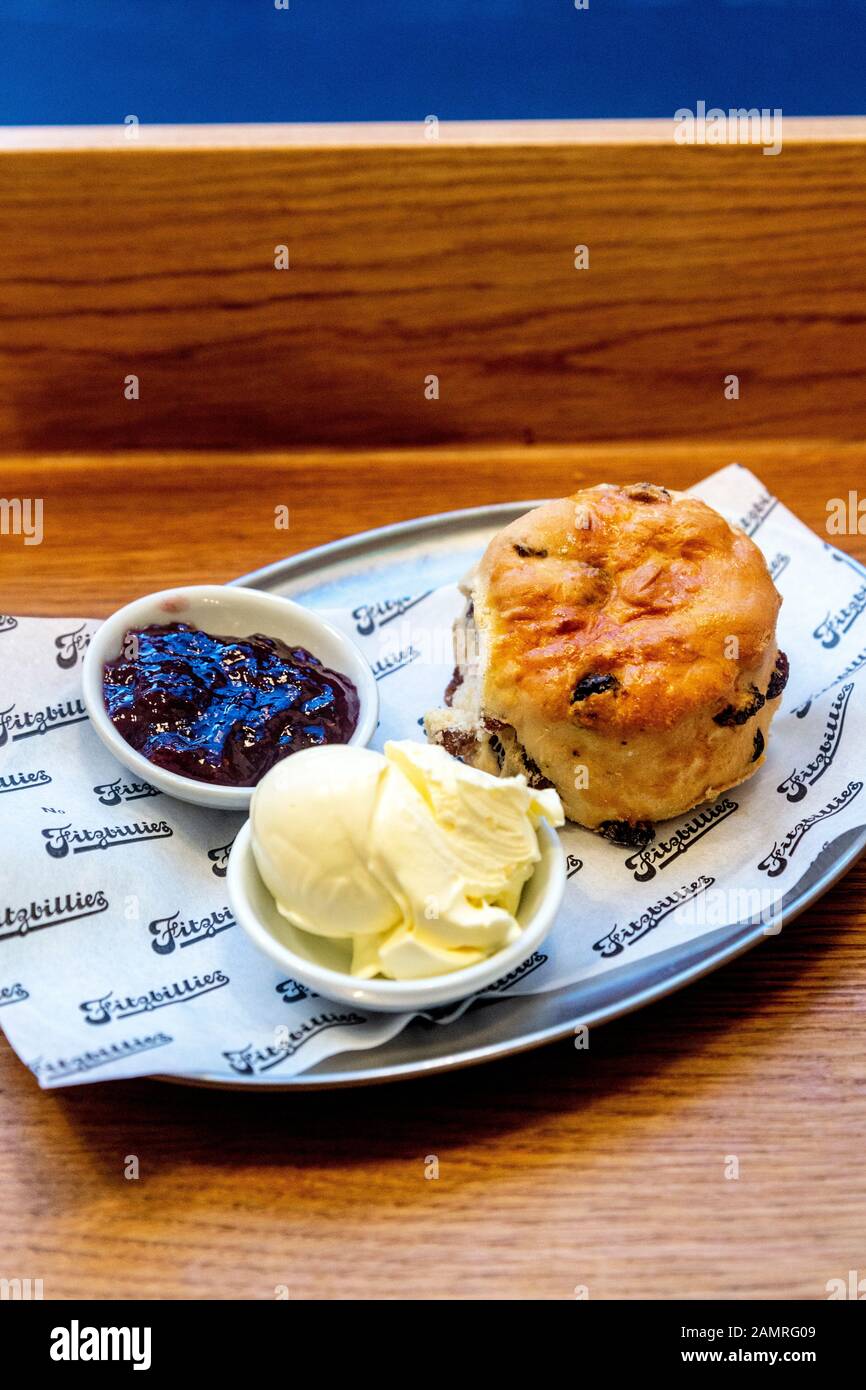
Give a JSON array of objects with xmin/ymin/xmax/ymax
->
[{"xmin": 103, "ymin": 623, "xmax": 360, "ymax": 787}]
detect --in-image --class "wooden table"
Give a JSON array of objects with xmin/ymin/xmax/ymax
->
[{"xmin": 2, "ymin": 440, "xmax": 864, "ymax": 1300}]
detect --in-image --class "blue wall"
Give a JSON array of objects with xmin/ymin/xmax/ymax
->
[{"xmin": 1, "ymin": 0, "xmax": 863, "ymax": 125}]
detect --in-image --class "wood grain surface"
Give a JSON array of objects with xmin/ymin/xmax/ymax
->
[
  {"xmin": 1, "ymin": 439, "xmax": 864, "ymax": 1300},
  {"xmin": 2, "ymin": 124, "xmax": 866, "ymax": 453}
]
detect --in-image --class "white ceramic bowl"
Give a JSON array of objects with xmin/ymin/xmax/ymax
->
[
  {"xmin": 226, "ymin": 817, "xmax": 566, "ymax": 1012},
  {"xmin": 81, "ymin": 585, "xmax": 379, "ymax": 811}
]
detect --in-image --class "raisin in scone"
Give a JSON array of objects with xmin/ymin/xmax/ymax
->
[{"xmin": 424, "ymin": 483, "xmax": 789, "ymax": 839}]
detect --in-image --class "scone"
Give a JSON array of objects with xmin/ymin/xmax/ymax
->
[{"xmin": 424, "ymin": 483, "xmax": 789, "ymax": 841}]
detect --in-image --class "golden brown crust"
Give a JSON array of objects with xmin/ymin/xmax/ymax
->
[
  {"xmin": 477, "ymin": 484, "xmax": 782, "ymax": 735},
  {"xmin": 425, "ymin": 483, "xmax": 787, "ymax": 830}
]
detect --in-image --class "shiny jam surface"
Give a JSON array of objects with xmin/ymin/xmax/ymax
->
[{"xmin": 103, "ymin": 623, "xmax": 360, "ymax": 787}]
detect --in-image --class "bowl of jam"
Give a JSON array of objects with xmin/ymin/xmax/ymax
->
[{"xmin": 82, "ymin": 586, "xmax": 379, "ymax": 809}]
